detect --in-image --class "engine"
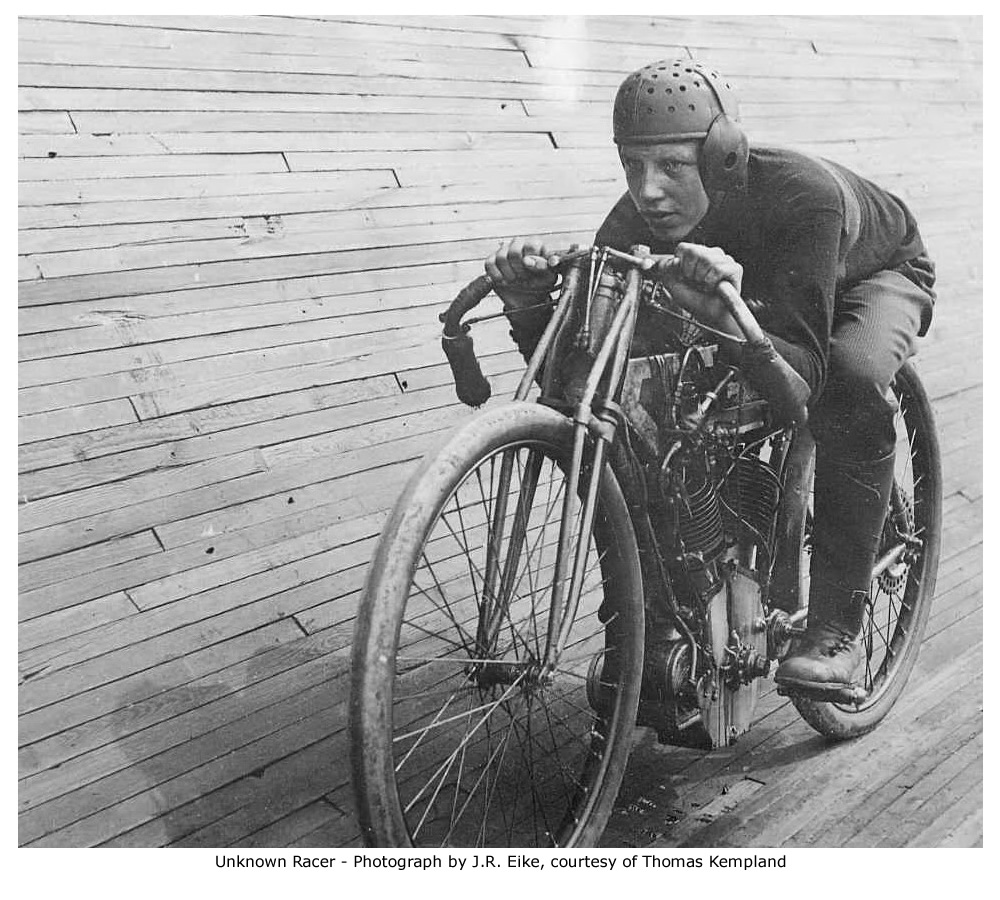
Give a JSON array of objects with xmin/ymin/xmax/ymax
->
[{"xmin": 620, "ymin": 331, "xmax": 790, "ymax": 749}]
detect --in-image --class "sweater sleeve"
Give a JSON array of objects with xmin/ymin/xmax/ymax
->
[{"xmin": 751, "ymin": 205, "xmax": 843, "ymax": 397}]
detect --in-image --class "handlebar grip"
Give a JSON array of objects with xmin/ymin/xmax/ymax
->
[
  {"xmin": 440, "ymin": 274, "xmax": 494, "ymax": 335},
  {"xmin": 442, "ymin": 329, "xmax": 492, "ymax": 408},
  {"xmin": 440, "ymin": 274, "xmax": 495, "ymax": 408},
  {"xmin": 715, "ymin": 281, "xmax": 810, "ymax": 426},
  {"xmin": 740, "ymin": 337, "xmax": 810, "ymax": 426}
]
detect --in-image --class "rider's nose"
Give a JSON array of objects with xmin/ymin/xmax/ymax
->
[{"xmin": 637, "ymin": 167, "xmax": 666, "ymax": 205}]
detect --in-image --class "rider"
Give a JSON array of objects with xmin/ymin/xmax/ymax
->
[{"xmin": 485, "ymin": 59, "xmax": 935, "ymax": 697}]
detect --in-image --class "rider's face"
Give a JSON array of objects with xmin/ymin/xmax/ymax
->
[{"xmin": 619, "ymin": 142, "xmax": 709, "ymax": 244}]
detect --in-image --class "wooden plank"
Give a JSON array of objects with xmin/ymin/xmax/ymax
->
[
  {"xmin": 21, "ymin": 208, "xmax": 592, "ymax": 282},
  {"xmin": 20, "ymin": 365, "xmax": 514, "ymax": 508},
  {"xmin": 18, "ymin": 111, "xmax": 75, "ymax": 134},
  {"xmin": 18, "ymin": 374, "xmax": 399, "ymax": 475},
  {"xmin": 18, "ymin": 398, "xmax": 137, "ymax": 445},
  {"xmin": 17, "ymin": 174, "xmax": 614, "ymax": 232},
  {"xmin": 19, "ymin": 152, "xmax": 289, "ymax": 182},
  {"xmin": 18, "ymin": 618, "xmax": 303, "ymax": 751},
  {"xmin": 19, "ymin": 451, "xmax": 268, "ymax": 534},
  {"xmin": 20, "ymin": 62, "xmax": 978, "ymax": 107},
  {"xmin": 288, "ymin": 808, "xmax": 360, "ymax": 848},
  {"xmin": 23, "ymin": 14, "xmax": 516, "ymax": 51},
  {"xmin": 239, "ymin": 801, "xmax": 343, "ymax": 849},
  {"xmin": 57, "ymin": 106, "xmax": 548, "ymax": 136},
  {"xmin": 17, "ymin": 224, "xmax": 594, "ymax": 308},
  {"xmin": 18, "ymin": 451, "xmax": 270, "ymax": 564},
  {"xmin": 848, "ymin": 739, "xmax": 982, "ymax": 847},
  {"xmin": 18, "ymin": 19, "xmax": 524, "ymax": 67},
  {"xmin": 19, "ymin": 657, "xmax": 347, "ymax": 843},
  {"xmin": 17, "ymin": 63, "xmax": 614, "ymax": 102},
  {"xmin": 20, "ymin": 87, "xmax": 527, "ymax": 118},
  {"xmin": 19, "ymin": 194, "xmax": 610, "ymax": 273},
  {"xmin": 18, "ymin": 129, "xmax": 553, "ymax": 159},
  {"xmin": 19, "ymin": 593, "xmax": 137, "ymax": 654},
  {"xmin": 16, "ymin": 415, "xmax": 456, "ymax": 589},
  {"xmin": 19, "ymin": 167, "xmax": 396, "ymax": 208},
  {"xmin": 17, "ymin": 547, "xmax": 356, "ymax": 715},
  {"xmin": 18, "ymin": 39, "xmax": 534, "ymax": 83},
  {"xmin": 18, "ymin": 184, "xmax": 395, "ymax": 230},
  {"xmin": 14, "ymin": 262, "xmax": 508, "ymax": 336},
  {"xmin": 18, "ymin": 530, "xmax": 161, "ymax": 595},
  {"xmin": 17, "ymin": 287, "xmax": 473, "ymax": 386},
  {"xmin": 18, "ymin": 620, "xmax": 330, "ymax": 777},
  {"xmin": 329, "ymin": 14, "xmax": 981, "ymax": 58},
  {"xmin": 926, "ymin": 801, "xmax": 983, "ymax": 847},
  {"xmin": 100, "ymin": 718, "xmax": 348, "ymax": 849},
  {"xmin": 793, "ymin": 707, "xmax": 981, "ymax": 846}
]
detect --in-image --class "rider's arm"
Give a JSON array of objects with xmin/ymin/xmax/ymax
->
[
  {"xmin": 486, "ymin": 238, "xmax": 559, "ymax": 360},
  {"xmin": 747, "ymin": 204, "xmax": 843, "ymax": 397},
  {"xmin": 595, "ymin": 175, "xmax": 843, "ymax": 398}
]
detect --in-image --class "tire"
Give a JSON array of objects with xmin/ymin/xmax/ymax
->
[
  {"xmin": 350, "ymin": 402, "xmax": 644, "ymax": 847},
  {"xmin": 792, "ymin": 362, "xmax": 942, "ymax": 739}
]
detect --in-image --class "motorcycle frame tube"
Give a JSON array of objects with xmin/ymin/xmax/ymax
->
[
  {"xmin": 515, "ymin": 262, "xmax": 583, "ymax": 401},
  {"xmin": 548, "ymin": 266, "xmax": 642, "ymax": 666}
]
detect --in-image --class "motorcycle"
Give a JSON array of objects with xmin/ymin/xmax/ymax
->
[{"xmin": 349, "ymin": 245, "xmax": 941, "ymax": 847}]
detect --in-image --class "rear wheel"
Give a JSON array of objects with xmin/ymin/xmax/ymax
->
[
  {"xmin": 793, "ymin": 362, "xmax": 942, "ymax": 738},
  {"xmin": 350, "ymin": 403, "xmax": 644, "ymax": 846}
]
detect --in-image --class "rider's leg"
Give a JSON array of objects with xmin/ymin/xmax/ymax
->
[{"xmin": 775, "ymin": 268, "xmax": 931, "ymax": 692}]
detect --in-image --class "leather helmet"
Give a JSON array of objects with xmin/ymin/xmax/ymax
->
[{"xmin": 613, "ymin": 59, "xmax": 749, "ymax": 195}]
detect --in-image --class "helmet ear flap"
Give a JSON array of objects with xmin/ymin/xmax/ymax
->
[{"xmin": 700, "ymin": 113, "xmax": 749, "ymax": 195}]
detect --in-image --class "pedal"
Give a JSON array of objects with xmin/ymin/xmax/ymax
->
[{"xmin": 775, "ymin": 681, "xmax": 868, "ymax": 706}]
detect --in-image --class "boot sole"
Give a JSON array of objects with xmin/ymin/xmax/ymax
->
[{"xmin": 774, "ymin": 676, "xmax": 868, "ymax": 705}]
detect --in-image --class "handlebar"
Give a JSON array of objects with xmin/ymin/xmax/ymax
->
[
  {"xmin": 439, "ymin": 274, "xmax": 495, "ymax": 407},
  {"xmin": 439, "ymin": 247, "xmax": 810, "ymax": 425}
]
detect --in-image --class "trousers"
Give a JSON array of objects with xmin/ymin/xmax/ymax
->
[
  {"xmin": 809, "ymin": 266, "xmax": 933, "ymax": 461},
  {"xmin": 806, "ymin": 264, "xmax": 934, "ymax": 613}
]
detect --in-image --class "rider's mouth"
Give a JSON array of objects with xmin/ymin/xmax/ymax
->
[{"xmin": 644, "ymin": 211, "xmax": 679, "ymax": 226}]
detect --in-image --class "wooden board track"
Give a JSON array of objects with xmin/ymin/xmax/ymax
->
[{"xmin": 18, "ymin": 15, "xmax": 982, "ymax": 849}]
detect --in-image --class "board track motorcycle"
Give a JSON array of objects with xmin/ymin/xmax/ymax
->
[{"xmin": 350, "ymin": 245, "xmax": 941, "ymax": 848}]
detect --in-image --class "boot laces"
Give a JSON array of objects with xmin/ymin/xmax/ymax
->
[{"xmin": 809, "ymin": 622, "xmax": 858, "ymax": 657}]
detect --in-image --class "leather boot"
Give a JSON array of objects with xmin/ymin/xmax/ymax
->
[{"xmin": 774, "ymin": 449, "xmax": 895, "ymax": 695}]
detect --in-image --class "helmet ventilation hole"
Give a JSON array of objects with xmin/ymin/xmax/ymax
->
[
  {"xmin": 679, "ymin": 85, "xmax": 686, "ymax": 92},
  {"xmin": 688, "ymin": 104, "xmax": 696, "ymax": 111}
]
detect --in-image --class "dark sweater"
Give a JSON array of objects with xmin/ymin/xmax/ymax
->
[{"xmin": 594, "ymin": 146, "xmax": 935, "ymax": 395}]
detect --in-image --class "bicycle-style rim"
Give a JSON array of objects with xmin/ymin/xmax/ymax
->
[{"xmin": 380, "ymin": 432, "xmax": 640, "ymax": 846}]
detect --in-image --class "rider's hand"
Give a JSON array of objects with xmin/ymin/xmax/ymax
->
[
  {"xmin": 486, "ymin": 237, "xmax": 559, "ymax": 310},
  {"xmin": 647, "ymin": 243, "xmax": 744, "ymax": 337}
]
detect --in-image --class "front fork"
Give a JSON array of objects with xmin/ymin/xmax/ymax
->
[{"xmin": 474, "ymin": 251, "xmax": 644, "ymax": 675}]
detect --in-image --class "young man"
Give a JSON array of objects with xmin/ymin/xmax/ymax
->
[{"xmin": 485, "ymin": 59, "xmax": 935, "ymax": 696}]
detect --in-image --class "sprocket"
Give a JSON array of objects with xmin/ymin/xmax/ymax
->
[{"xmin": 878, "ymin": 483, "xmax": 915, "ymax": 593}]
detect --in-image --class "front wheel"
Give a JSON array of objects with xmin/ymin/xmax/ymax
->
[
  {"xmin": 792, "ymin": 362, "xmax": 942, "ymax": 738},
  {"xmin": 350, "ymin": 403, "xmax": 644, "ymax": 847}
]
